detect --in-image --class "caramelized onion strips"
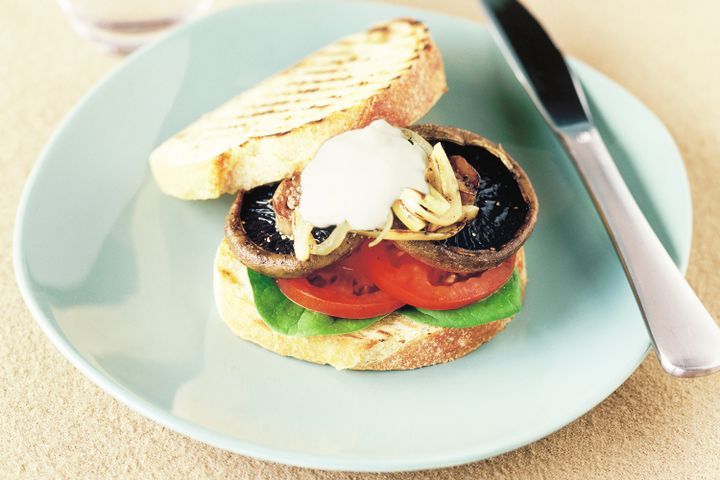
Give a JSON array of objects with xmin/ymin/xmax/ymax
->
[{"xmin": 290, "ymin": 130, "xmax": 478, "ymax": 260}]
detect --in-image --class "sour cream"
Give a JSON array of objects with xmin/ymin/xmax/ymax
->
[{"xmin": 298, "ymin": 119, "xmax": 428, "ymax": 230}]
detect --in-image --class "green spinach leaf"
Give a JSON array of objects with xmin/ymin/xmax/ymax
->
[
  {"xmin": 247, "ymin": 268, "xmax": 522, "ymax": 336},
  {"xmin": 401, "ymin": 270, "xmax": 522, "ymax": 328},
  {"xmin": 246, "ymin": 269, "xmax": 385, "ymax": 337}
]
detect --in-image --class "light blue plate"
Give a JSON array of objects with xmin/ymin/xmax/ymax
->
[{"xmin": 14, "ymin": 0, "xmax": 691, "ymax": 472}]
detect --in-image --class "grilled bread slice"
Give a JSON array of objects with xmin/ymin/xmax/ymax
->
[
  {"xmin": 150, "ymin": 18, "xmax": 447, "ymax": 200},
  {"xmin": 214, "ymin": 240, "xmax": 526, "ymax": 370}
]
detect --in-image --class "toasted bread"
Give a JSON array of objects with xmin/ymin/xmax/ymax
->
[
  {"xmin": 150, "ymin": 18, "xmax": 447, "ymax": 200},
  {"xmin": 213, "ymin": 240, "xmax": 526, "ymax": 370}
]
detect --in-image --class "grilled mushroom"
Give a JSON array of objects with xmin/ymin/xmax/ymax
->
[
  {"xmin": 225, "ymin": 182, "xmax": 361, "ymax": 278},
  {"xmin": 394, "ymin": 124, "xmax": 538, "ymax": 272}
]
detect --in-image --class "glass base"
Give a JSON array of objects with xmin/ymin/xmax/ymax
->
[{"xmin": 58, "ymin": 0, "xmax": 213, "ymax": 54}]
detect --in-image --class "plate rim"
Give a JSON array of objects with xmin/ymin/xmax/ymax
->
[{"xmin": 13, "ymin": 0, "xmax": 692, "ymax": 472}]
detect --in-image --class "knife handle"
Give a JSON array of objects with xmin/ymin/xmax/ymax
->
[{"xmin": 559, "ymin": 126, "xmax": 720, "ymax": 377}]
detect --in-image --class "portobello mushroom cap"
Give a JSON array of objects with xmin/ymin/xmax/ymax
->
[
  {"xmin": 395, "ymin": 124, "xmax": 538, "ymax": 273},
  {"xmin": 225, "ymin": 182, "xmax": 362, "ymax": 278}
]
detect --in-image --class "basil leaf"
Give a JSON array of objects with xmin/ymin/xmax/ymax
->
[
  {"xmin": 246, "ymin": 269, "xmax": 384, "ymax": 337},
  {"xmin": 401, "ymin": 270, "xmax": 522, "ymax": 328}
]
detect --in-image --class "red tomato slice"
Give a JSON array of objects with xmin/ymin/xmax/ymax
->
[
  {"xmin": 276, "ymin": 251, "xmax": 405, "ymax": 319},
  {"xmin": 361, "ymin": 241, "xmax": 516, "ymax": 310}
]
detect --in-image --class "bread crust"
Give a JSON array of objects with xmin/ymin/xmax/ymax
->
[
  {"xmin": 214, "ymin": 240, "xmax": 527, "ymax": 370},
  {"xmin": 150, "ymin": 19, "xmax": 447, "ymax": 200}
]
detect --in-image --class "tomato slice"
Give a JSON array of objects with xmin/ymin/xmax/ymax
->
[
  {"xmin": 276, "ymin": 251, "xmax": 405, "ymax": 319},
  {"xmin": 361, "ymin": 242, "xmax": 516, "ymax": 310}
]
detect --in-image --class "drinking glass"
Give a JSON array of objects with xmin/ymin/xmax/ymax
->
[{"xmin": 57, "ymin": 0, "xmax": 214, "ymax": 54}]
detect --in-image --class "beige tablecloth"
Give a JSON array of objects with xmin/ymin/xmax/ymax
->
[{"xmin": 2, "ymin": 0, "xmax": 719, "ymax": 477}]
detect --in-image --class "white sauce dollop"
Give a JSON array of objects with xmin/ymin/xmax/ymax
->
[{"xmin": 298, "ymin": 120, "xmax": 428, "ymax": 230}]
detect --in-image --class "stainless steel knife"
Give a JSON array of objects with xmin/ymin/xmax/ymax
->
[{"xmin": 478, "ymin": 0, "xmax": 720, "ymax": 377}]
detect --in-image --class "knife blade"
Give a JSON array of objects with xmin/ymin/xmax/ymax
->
[
  {"xmin": 479, "ymin": 0, "xmax": 590, "ymax": 131},
  {"xmin": 478, "ymin": 0, "xmax": 720, "ymax": 377}
]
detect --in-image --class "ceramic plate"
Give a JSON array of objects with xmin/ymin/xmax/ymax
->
[{"xmin": 14, "ymin": 0, "xmax": 691, "ymax": 472}]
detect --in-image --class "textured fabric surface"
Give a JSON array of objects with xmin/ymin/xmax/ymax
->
[{"xmin": 2, "ymin": 0, "xmax": 719, "ymax": 478}]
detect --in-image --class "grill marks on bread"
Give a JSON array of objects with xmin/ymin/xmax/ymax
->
[{"xmin": 202, "ymin": 19, "xmax": 431, "ymax": 137}]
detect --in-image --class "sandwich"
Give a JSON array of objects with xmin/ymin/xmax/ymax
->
[{"xmin": 150, "ymin": 19, "xmax": 538, "ymax": 370}]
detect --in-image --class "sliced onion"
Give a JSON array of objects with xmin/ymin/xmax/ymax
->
[
  {"xmin": 425, "ymin": 155, "xmax": 441, "ymax": 189},
  {"xmin": 418, "ymin": 186, "xmax": 451, "ymax": 214},
  {"xmin": 462, "ymin": 205, "xmax": 480, "ymax": 221},
  {"xmin": 400, "ymin": 188, "xmax": 460, "ymax": 227},
  {"xmin": 431, "ymin": 143, "xmax": 463, "ymax": 220},
  {"xmin": 392, "ymin": 200, "xmax": 426, "ymax": 231},
  {"xmin": 292, "ymin": 211, "xmax": 314, "ymax": 261},
  {"xmin": 368, "ymin": 211, "xmax": 394, "ymax": 247},
  {"xmin": 311, "ymin": 221, "xmax": 351, "ymax": 256},
  {"xmin": 400, "ymin": 127, "xmax": 434, "ymax": 157},
  {"xmin": 355, "ymin": 223, "xmax": 462, "ymax": 241},
  {"xmin": 430, "ymin": 143, "xmax": 459, "ymax": 199},
  {"xmin": 399, "ymin": 188, "xmax": 425, "ymax": 213}
]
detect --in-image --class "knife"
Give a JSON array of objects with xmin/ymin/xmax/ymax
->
[{"xmin": 478, "ymin": 0, "xmax": 720, "ymax": 377}]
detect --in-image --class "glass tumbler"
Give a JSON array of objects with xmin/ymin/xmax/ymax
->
[{"xmin": 57, "ymin": 0, "xmax": 214, "ymax": 54}]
